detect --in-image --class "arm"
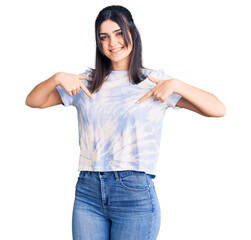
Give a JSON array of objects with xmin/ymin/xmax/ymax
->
[
  {"xmin": 174, "ymin": 79, "xmax": 226, "ymax": 117},
  {"xmin": 25, "ymin": 72, "xmax": 92, "ymax": 109},
  {"xmin": 25, "ymin": 73, "xmax": 62, "ymax": 108},
  {"xmin": 176, "ymin": 97, "xmax": 209, "ymax": 117}
]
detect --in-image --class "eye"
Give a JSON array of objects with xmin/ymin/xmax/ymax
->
[
  {"xmin": 100, "ymin": 36, "xmax": 107, "ymax": 41},
  {"xmin": 117, "ymin": 31, "xmax": 123, "ymax": 36}
]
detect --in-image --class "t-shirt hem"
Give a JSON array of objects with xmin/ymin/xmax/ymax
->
[{"xmin": 77, "ymin": 166, "xmax": 156, "ymax": 177}]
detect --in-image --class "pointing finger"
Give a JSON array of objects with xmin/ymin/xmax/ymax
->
[
  {"xmin": 135, "ymin": 89, "xmax": 154, "ymax": 104},
  {"xmin": 79, "ymin": 81, "xmax": 94, "ymax": 100}
]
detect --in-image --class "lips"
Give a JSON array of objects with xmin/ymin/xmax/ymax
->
[{"xmin": 110, "ymin": 47, "xmax": 123, "ymax": 53}]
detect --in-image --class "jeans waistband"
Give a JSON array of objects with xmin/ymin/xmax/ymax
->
[{"xmin": 81, "ymin": 170, "xmax": 155, "ymax": 179}]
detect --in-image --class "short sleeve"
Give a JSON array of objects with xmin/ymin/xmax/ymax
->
[
  {"xmin": 56, "ymin": 85, "xmax": 76, "ymax": 107},
  {"xmin": 149, "ymin": 69, "xmax": 182, "ymax": 110},
  {"xmin": 165, "ymin": 92, "xmax": 182, "ymax": 109},
  {"xmin": 56, "ymin": 68, "xmax": 93, "ymax": 107}
]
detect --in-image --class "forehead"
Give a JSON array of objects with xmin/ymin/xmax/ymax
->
[{"xmin": 99, "ymin": 20, "xmax": 121, "ymax": 34}]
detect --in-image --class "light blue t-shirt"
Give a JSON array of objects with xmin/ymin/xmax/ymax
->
[{"xmin": 56, "ymin": 68, "xmax": 182, "ymax": 176}]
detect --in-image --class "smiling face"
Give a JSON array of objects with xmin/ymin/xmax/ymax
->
[{"xmin": 99, "ymin": 20, "xmax": 133, "ymax": 71}]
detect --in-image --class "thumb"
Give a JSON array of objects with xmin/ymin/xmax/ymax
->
[
  {"xmin": 147, "ymin": 75, "xmax": 158, "ymax": 83},
  {"xmin": 78, "ymin": 73, "xmax": 90, "ymax": 79}
]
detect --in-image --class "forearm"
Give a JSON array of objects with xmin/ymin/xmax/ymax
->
[
  {"xmin": 174, "ymin": 79, "xmax": 226, "ymax": 117},
  {"xmin": 25, "ymin": 73, "xmax": 59, "ymax": 108}
]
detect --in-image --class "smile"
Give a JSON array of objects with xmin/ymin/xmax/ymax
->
[{"xmin": 110, "ymin": 47, "xmax": 123, "ymax": 53}]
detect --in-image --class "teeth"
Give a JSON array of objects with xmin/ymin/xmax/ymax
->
[{"xmin": 110, "ymin": 48, "xmax": 122, "ymax": 52}]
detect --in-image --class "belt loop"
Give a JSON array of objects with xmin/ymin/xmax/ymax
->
[{"xmin": 114, "ymin": 171, "xmax": 119, "ymax": 181}]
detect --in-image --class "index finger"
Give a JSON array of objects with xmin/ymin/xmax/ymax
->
[
  {"xmin": 136, "ymin": 89, "xmax": 154, "ymax": 104},
  {"xmin": 79, "ymin": 81, "xmax": 94, "ymax": 100}
]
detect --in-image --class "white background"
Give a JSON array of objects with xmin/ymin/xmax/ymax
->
[{"xmin": 1, "ymin": 0, "xmax": 250, "ymax": 239}]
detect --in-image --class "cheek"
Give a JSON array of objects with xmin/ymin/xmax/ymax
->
[
  {"xmin": 100, "ymin": 42, "xmax": 105, "ymax": 49},
  {"xmin": 128, "ymin": 43, "xmax": 133, "ymax": 53},
  {"xmin": 100, "ymin": 43, "xmax": 109, "ymax": 53}
]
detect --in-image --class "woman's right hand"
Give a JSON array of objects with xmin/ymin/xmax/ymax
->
[{"xmin": 55, "ymin": 72, "xmax": 93, "ymax": 99}]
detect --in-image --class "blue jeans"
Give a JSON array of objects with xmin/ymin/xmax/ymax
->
[{"xmin": 72, "ymin": 170, "xmax": 161, "ymax": 240}]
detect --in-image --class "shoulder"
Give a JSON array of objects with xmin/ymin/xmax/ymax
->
[
  {"xmin": 138, "ymin": 67, "xmax": 173, "ymax": 88},
  {"xmin": 140, "ymin": 67, "xmax": 173, "ymax": 79},
  {"xmin": 150, "ymin": 68, "xmax": 173, "ymax": 80},
  {"xmin": 139, "ymin": 67, "xmax": 154, "ymax": 76}
]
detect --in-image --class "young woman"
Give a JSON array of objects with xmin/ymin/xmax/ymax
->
[{"xmin": 25, "ymin": 5, "xmax": 226, "ymax": 240}]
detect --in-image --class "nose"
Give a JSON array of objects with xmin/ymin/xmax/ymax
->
[{"xmin": 109, "ymin": 35, "xmax": 118, "ymax": 47}]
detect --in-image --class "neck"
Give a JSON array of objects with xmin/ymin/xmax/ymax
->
[{"xmin": 111, "ymin": 60, "xmax": 129, "ymax": 71}]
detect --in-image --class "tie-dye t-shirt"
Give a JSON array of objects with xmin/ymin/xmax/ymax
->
[{"xmin": 56, "ymin": 68, "xmax": 182, "ymax": 177}]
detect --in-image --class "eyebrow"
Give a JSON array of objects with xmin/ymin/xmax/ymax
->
[{"xmin": 99, "ymin": 28, "xmax": 122, "ymax": 36}]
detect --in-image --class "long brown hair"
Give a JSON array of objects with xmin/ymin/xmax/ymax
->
[{"xmin": 88, "ymin": 5, "xmax": 150, "ymax": 94}]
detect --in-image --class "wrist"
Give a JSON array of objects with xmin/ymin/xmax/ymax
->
[
  {"xmin": 50, "ymin": 72, "xmax": 61, "ymax": 86},
  {"xmin": 172, "ymin": 78, "xmax": 182, "ymax": 94}
]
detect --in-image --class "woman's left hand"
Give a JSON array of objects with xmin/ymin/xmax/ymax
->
[{"xmin": 135, "ymin": 75, "xmax": 177, "ymax": 104}]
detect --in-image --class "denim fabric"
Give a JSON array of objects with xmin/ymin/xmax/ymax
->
[{"xmin": 72, "ymin": 170, "xmax": 161, "ymax": 240}]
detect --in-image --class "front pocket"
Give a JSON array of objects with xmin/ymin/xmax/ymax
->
[
  {"xmin": 78, "ymin": 171, "xmax": 89, "ymax": 183},
  {"xmin": 119, "ymin": 172, "xmax": 149, "ymax": 191}
]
